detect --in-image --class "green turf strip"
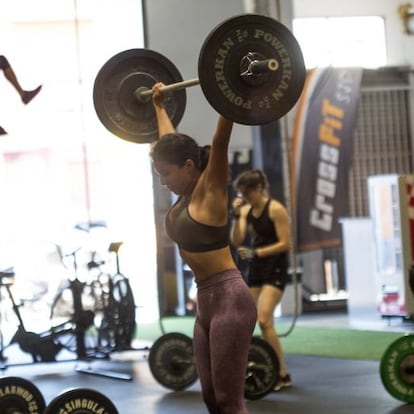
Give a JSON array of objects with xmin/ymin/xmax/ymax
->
[
  {"xmin": 278, "ymin": 325, "xmax": 404, "ymax": 360},
  {"xmin": 135, "ymin": 316, "xmax": 405, "ymax": 361}
]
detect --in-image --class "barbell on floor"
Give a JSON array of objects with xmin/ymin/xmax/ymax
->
[
  {"xmin": 93, "ymin": 14, "xmax": 306, "ymax": 144},
  {"xmin": 0, "ymin": 376, "xmax": 119, "ymax": 413},
  {"xmin": 148, "ymin": 332, "xmax": 280, "ymax": 400}
]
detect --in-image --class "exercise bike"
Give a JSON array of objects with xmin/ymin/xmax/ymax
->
[
  {"xmin": 1, "ymin": 244, "xmax": 138, "ymax": 381},
  {"xmin": 50, "ymin": 242, "xmax": 137, "ymax": 349},
  {"xmin": 94, "ymin": 241, "xmax": 137, "ymax": 353},
  {"xmin": 0, "ymin": 259, "xmax": 96, "ymax": 366}
]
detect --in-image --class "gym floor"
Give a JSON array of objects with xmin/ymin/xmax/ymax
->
[{"xmin": 1, "ymin": 310, "xmax": 413, "ymax": 413}]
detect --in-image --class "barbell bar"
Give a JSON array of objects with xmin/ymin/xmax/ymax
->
[
  {"xmin": 93, "ymin": 14, "xmax": 306, "ymax": 144},
  {"xmin": 135, "ymin": 57, "xmax": 279, "ymax": 102},
  {"xmin": 135, "ymin": 78, "xmax": 200, "ymax": 102}
]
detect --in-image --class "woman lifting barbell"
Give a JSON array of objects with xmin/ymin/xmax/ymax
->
[{"xmin": 150, "ymin": 82, "xmax": 257, "ymax": 414}]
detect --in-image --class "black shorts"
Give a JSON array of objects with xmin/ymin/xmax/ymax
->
[
  {"xmin": 246, "ymin": 254, "xmax": 288, "ymax": 291},
  {"xmin": 0, "ymin": 56, "xmax": 10, "ymax": 70}
]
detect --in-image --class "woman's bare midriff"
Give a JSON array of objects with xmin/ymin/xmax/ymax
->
[{"xmin": 180, "ymin": 246, "xmax": 237, "ymax": 282}]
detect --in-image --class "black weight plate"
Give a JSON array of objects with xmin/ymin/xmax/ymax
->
[
  {"xmin": 380, "ymin": 335, "xmax": 414, "ymax": 403},
  {"xmin": 149, "ymin": 332, "xmax": 198, "ymax": 391},
  {"xmin": 93, "ymin": 48, "xmax": 186, "ymax": 144},
  {"xmin": 45, "ymin": 388, "xmax": 119, "ymax": 414},
  {"xmin": 198, "ymin": 14, "xmax": 306, "ymax": 124},
  {"xmin": 0, "ymin": 376, "xmax": 46, "ymax": 414},
  {"xmin": 245, "ymin": 336, "xmax": 279, "ymax": 400}
]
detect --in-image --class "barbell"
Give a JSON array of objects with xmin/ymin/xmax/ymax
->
[
  {"xmin": 135, "ymin": 57, "xmax": 279, "ymax": 101},
  {"xmin": 93, "ymin": 14, "xmax": 306, "ymax": 144},
  {"xmin": 148, "ymin": 332, "xmax": 280, "ymax": 400},
  {"xmin": 0, "ymin": 376, "xmax": 119, "ymax": 413}
]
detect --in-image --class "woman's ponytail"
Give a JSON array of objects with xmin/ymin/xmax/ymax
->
[{"xmin": 199, "ymin": 145, "xmax": 211, "ymax": 171}]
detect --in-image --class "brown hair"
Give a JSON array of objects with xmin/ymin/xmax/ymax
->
[
  {"xmin": 151, "ymin": 133, "xmax": 209, "ymax": 171},
  {"xmin": 233, "ymin": 169, "xmax": 268, "ymax": 191}
]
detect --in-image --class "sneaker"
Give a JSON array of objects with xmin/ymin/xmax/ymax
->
[
  {"xmin": 0, "ymin": 126, "xmax": 7, "ymax": 135},
  {"xmin": 274, "ymin": 374, "xmax": 292, "ymax": 391},
  {"xmin": 22, "ymin": 85, "xmax": 42, "ymax": 104}
]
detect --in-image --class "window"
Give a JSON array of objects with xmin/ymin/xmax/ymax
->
[
  {"xmin": 293, "ymin": 16, "xmax": 387, "ymax": 68},
  {"xmin": 0, "ymin": 0, "xmax": 159, "ymax": 323}
]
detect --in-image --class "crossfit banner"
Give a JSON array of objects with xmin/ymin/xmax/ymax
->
[{"xmin": 291, "ymin": 67, "xmax": 363, "ymax": 252}]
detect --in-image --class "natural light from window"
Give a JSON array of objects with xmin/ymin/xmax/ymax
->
[
  {"xmin": 0, "ymin": 0, "xmax": 159, "ymax": 324},
  {"xmin": 293, "ymin": 16, "xmax": 387, "ymax": 69}
]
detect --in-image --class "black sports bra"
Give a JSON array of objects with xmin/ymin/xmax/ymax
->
[{"xmin": 165, "ymin": 196, "xmax": 228, "ymax": 252}]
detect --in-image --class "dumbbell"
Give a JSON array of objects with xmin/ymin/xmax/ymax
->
[{"xmin": 0, "ymin": 376, "xmax": 119, "ymax": 413}]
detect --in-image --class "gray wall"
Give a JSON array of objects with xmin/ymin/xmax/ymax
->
[{"xmin": 143, "ymin": 0, "xmax": 253, "ymax": 148}]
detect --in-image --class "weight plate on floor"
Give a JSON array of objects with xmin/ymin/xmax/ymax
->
[
  {"xmin": 45, "ymin": 388, "xmax": 119, "ymax": 413},
  {"xmin": 0, "ymin": 376, "xmax": 46, "ymax": 414},
  {"xmin": 198, "ymin": 14, "xmax": 306, "ymax": 124},
  {"xmin": 245, "ymin": 336, "xmax": 279, "ymax": 400},
  {"xmin": 380, "ymin": 334, "xmax": 414, "ymax": 403},
  {"xmin": 93, "ymin": 48, "xmax": 186, "ymax": 144},
  {"xmin": 149, "ymin": 332, "xmax": 198, "ymax": 391}
]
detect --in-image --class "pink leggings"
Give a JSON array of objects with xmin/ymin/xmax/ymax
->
[{"xmin": 194, "ymin": 269, "xmax": 257, "ymax": 414}]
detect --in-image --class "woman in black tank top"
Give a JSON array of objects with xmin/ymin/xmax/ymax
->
[
  {"xmin": 230, "ymin": 169, "xmax": 292, "ymax": 391},
  {"xmin": 150, "ymin": 83, "xmax": 257, "ymax": 414}
]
